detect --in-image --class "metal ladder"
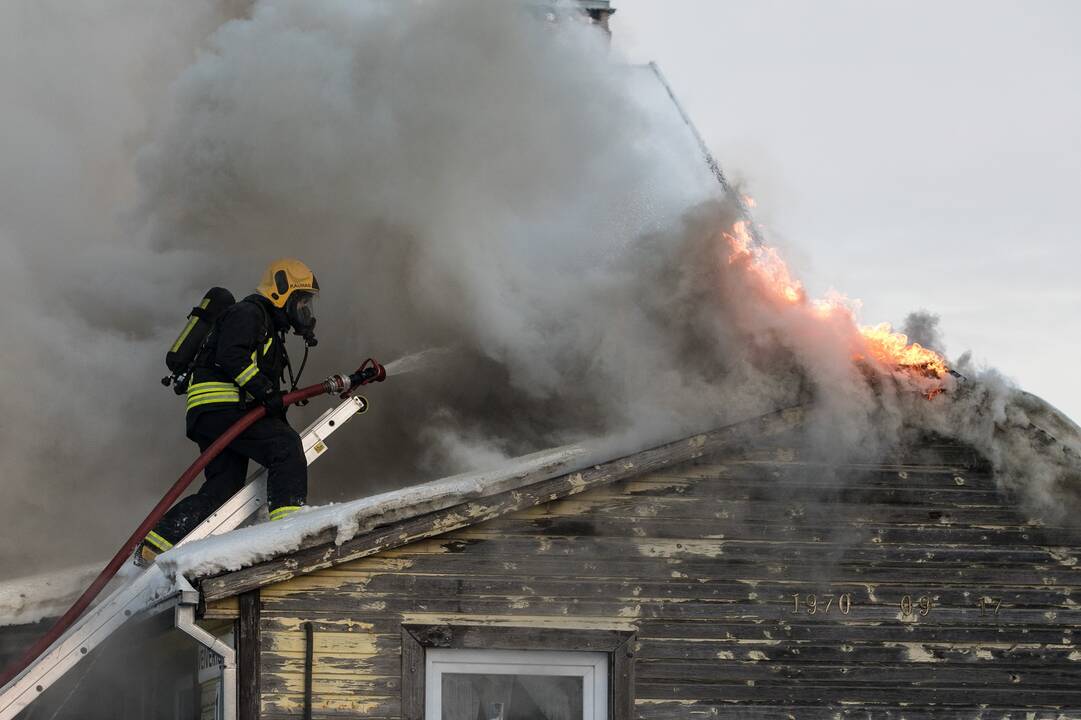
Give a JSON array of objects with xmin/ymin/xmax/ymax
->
[{"xmin": 0, "ymin": 395, "xmax": 368, "ymax": 719}]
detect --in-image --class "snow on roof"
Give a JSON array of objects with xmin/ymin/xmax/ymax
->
[
  {"xmin": 0, "ymin": 438, "xmax": 607, "ymax": 627},
  {"xmin": 0, "ymin": 563, "xmax": 101, "ymax": 628},
  {"xmin": 160, "ymin": 440, "xmax": 605, "ymax": 582}
]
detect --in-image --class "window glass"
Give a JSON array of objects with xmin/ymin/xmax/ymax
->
[{"xmin": 441, "ymin": 673, "xmax": 584, "ymax": 720}]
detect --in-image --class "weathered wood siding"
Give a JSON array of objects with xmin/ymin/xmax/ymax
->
[{"xmin": 254, "ymin": 440, "xmax": 1081, "ymax": 718}]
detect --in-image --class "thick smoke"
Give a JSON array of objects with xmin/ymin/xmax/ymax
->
[
  {"xmin": 906, "ymin": 358, "xmax": 1081, "ymax": 526},
  {"xmin": 1, "ymin": 0, "xmax": 1077, "ymax": 578},
  {"xmin": 130, "ymin": 0, "xmax": 910, "ymax": 478},
  {"xmin": 902, "ymin": 310, "xmax": 946, "ymax": 356},
  {"xmin": 0, "ymin": 0, "xmax": 248, "ymax": 576}
]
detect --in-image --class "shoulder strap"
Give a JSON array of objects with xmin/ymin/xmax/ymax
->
[
  {"xmin": 243, "ymin": 297, "xmax": 271, "ymax": 337},
  {"xmin": 192, "ymin": 304, "xmax": 233, "ymax": 370},
  {"xmin": 246, "ymin": 298, "xmax": 292, "ymax": 379},
  {"xmin": 240, "ymin": 297, "xmax": 273, "ymax": 354}
]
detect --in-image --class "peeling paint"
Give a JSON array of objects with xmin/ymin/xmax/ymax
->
[
  {"xmin": 635, "ymin": 540, "xmax": 724, "ymax": 558},
  {"xmin": 1047, "ymin": 547, "xmax": 1079, "ymax": 567},
  {"xmin": 245, "ymin": 427, "xmax": 1081, "ymax": 718},
  {"xmin": 884, "ymin": 643, "xmax": 942, "ymax": 663}
]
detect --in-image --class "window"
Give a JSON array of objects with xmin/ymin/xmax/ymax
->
[
  {"xmin": 426, "ymin": 649, "xmax": 607, "ymax": 720},
  {"xmin": 401, "ymin": 624, "xmax": 635, "ymax": 720}
]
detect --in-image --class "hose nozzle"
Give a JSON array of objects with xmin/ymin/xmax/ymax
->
[
  {"xmin": 322, "ymin": 374, "xmax": 352, "ymax": 396},
  {"xmin": 338, "ymin": 358, "xmax": 386, "ymax": 398}
]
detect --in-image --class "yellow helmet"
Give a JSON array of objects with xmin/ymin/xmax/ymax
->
[{"xmin": 256, "ymin": 258, "xmax": 319, "ymax": 308}]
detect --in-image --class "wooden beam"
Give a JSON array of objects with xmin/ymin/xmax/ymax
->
[
  {"xmin": 611, "ymin": 634, "xmax": 636, "ymax": 720},
  {"xmin": 238, "ymin": 590, "xmax": 261, "ymax": 720},
  {"xmin": 201, "ymin": 406, "xmax": 804, "ymax": 601},
  {"xmin": 400, "ymin": 627, "xmax": 425, "ymax": 720},
  {"xmin": 403, "ymin": 624, "xmax": 634, "ymax": 653}
]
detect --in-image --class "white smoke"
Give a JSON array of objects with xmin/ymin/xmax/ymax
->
[
  {"xmin": 0, "ymin": 0, "xmax": 246, "ymax": 575},
  {"xmin": 906, "ymin": 357, "xmax": 1081, "ymax": 525}
]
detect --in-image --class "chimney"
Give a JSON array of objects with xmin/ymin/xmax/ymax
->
[
  {"xmin": 532, "ymin": 1, "xmax": 617, "ymax": 37},
  {"xmin": 579, "ymin": 1, "xmax": 616, "ymax": 34}
]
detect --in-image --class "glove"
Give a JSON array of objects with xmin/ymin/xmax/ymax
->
[{"xmin": 259, "ymin": 390, "xmax": 287, "ymax": 419}]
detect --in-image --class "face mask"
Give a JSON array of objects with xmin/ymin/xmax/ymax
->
[{"xmin": 286, "ymin": 291, "xmax": 318, "ymax": 345}]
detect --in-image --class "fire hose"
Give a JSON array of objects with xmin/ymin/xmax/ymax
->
[{"xmin": 0, "ymin": 361, "xmax": 386, "ymax": 690}]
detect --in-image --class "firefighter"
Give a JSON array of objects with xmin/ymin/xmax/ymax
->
[{"xmin": 139, "ymin": 258, "xmax": 320, "ymax": 565}]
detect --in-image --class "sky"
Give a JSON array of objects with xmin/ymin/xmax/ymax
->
[{"xmin": 611, "ymin": 0, "xmax": 1081, "ymax": 421}]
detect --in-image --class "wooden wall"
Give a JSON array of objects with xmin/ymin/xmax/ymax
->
[{"xmin": 249, "ymin": 438, "xmax": 1081, "ymax": 718}]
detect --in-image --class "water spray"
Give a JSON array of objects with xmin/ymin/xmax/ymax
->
[{"xmin": 382, "ymin": 345, "xmax": 459, "ymax": 377}]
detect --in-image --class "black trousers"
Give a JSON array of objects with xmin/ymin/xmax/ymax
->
[{"xmin": 153, "ymin": 408, "xmax": 307, "ymax": 545}]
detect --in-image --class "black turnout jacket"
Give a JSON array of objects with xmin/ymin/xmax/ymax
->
[{"xmin": 184, "ymin": 294, "xmax": 291, "ymax": 429}]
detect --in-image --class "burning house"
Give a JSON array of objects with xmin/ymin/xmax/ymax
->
[{"xmin": 4, "ymin": 399, "xmax": 1081, "ymax": 719}]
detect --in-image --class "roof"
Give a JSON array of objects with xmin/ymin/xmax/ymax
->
[
  {"xmin": 162, "ymin": 439, "xmax": 603, "ymax": 581},
  {"xmin": 0, "ymin": 564, "xmax": 100, "ymax": 628},
  {"xmin": 184, "ymin": 387, "xmax": 1081, "ymax": 603}
]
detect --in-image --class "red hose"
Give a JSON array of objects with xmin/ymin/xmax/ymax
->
[{"xmin": 0, "ymin": 382, "xmax": 331, "ymax": 690}]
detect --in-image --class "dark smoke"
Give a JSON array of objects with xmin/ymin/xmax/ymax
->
[{"xmin": 902, "ymin": 310, "xmax": 946, "ymax": 356}]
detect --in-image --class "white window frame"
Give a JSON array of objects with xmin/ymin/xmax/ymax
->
[{"xmin": 425, "ymin": 648, "xmax": 608, "ymax": 720}]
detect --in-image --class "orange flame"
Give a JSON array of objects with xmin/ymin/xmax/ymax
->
[
  {"xmin": 857, "ymin": 323, "xmax": 949, "ymax": 376},
  {"xmin": 724, "ymin": 221, "xmax": 805, "ymax": 304},
  {"xmin": 720, "ymin": 220, "xmax": 949, "ymax": 380}
]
